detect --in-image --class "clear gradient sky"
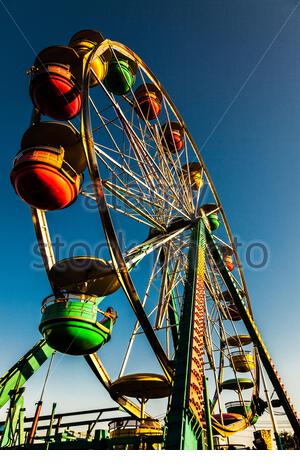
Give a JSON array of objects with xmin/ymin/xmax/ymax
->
[{"xmin": 0, "ymin": 0, "xmax": 300, "ymax": 426}]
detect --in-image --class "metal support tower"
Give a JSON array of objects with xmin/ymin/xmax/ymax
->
[{"xmin": 165, "ymin": 220, "xmax": 209, "ymax": 449}]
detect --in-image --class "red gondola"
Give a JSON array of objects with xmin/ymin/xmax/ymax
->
[
  {"xmin": 29, "ymin": 46, "xmax": 82, "ymax": 121},
  {"xmin": 220, "ymin": 245, "xmax": 235, "ymax": 271},
  {"xmin": 134, "ymin": 83, "xmax": 162, "ymax": 120},
  {"xmin": 161, "ymin": 122, "xmax": 184, "ymax": 153},
  {"xmin": 10, "ymin": 122, "xmax": 85, "ymax": 211}
]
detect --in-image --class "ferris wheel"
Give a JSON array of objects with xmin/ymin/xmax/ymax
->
[{"xmin": 1, "ymin": 29, "xmax": 299, "ymax": 450}]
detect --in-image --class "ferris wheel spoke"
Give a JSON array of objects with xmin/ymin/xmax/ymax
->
[
  {"xmin": 100, "ymin": 87, "xmax": 166, "ymax": 188},
  {"xmin": 116, "ymin": 113, "xmax": 191, "ymax": 213},
  {"xmin": 181, "ymin": 133, "xmax": 197, "ymax": 213},
  {"xmin": 159, "ymin": 96, "xmax": 194, "ymax": 210},
  {"xmin": 95, "ymin": 154, "xmax": 163, "ymax": 223},
  {"xmin": 153, "ymin": 246, "xmax": 170, "ymax": 329},
  {"xmin": 81, "ymin": 191, "xmax": 157, "ymax": 228},
  {"xmin": 90, "ymin": 96, "xmax": 159, "ymax": 206},
  {"xmin": 95, "ymin": 144, "xmax": 157, "ymax": 199},
  {"xmin": 83, "ymin": 178, "xmax": 165, "ymax": 230},
  {"xmin": 104, "ymin": 179, "xmax": 163, "ymax": 211},
  {"xmin": 122, "ymin": 238, "xmax": 187, "ymax": 367},
  {"xmin": 92, "ymin": 87, "xmax": 198, "ymax": 222},
  {"xmin": 119, "ymin": 246, "xmax": 165, "ymax": 377},
  {"xmin": 94, "ymin": 140, "xmax": 143, "ymax": 164},
  {"xmin": 124, "ymin": 227, "xmax": 192, "ymax": 275},
  {"xmin": 119, "ymin": 247, "xmax": 168, "ymax": 377},
  {"xmin": 126, "ymin": 71, "xmax": 196, "ymax": 213},
  {"xmin": 95, "ymin": 145, "xmax": 189, "ymax": 218}
]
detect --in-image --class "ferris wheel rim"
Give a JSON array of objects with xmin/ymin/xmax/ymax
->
[
  {"xmin": 79, "ymin": 39, "xmax": 254, "ymax": 317},
  {"xmin": 77, "ymin": 38, "xmax": 261, "ymax": 435}
]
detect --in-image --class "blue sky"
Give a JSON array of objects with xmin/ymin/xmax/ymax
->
[{"xmin": 0, "ymin": 0, "xmax": 300, "ymax": 426}]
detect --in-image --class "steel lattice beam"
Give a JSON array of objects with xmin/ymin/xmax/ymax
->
[{"xmin": 165, "ymin": 220, "xmax": 207, "ymax": 450}]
